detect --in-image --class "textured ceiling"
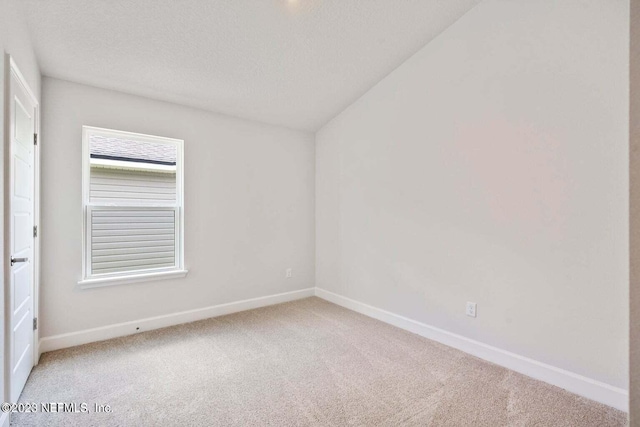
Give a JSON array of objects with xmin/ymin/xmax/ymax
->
[{"xmin": 21, "ymin": 0, "xmax": 480, "ymax": 131}]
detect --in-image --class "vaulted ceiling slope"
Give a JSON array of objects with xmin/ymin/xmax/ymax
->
[{"xmin": 21, "ymin": 0, "xmax": 480, "ymax": 131}]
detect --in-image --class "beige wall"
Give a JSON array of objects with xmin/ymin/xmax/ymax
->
[
  {"xmin": 316, "ymin": 0, "xmax": 629, "ymax": 391},
  {"xmin": 40, "ymin": 77, "xmax": 315, "ymax": 338}
]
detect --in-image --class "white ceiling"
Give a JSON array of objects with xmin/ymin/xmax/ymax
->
[{"xmin": 21, "ymin": 0, "xmax": 480, "ymax": 131}]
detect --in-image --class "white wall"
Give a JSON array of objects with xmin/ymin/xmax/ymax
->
[
  {"xmin": 0, "ymin": 0, "xmax": 40, "ymax": 418},
  {"xmin": 316, "ymin": 0, "xmax": 629, "ymax": 391},
  {"xmin": 0, "ymin": 0, "xmax": 40, "ymax": 95},
  {"xmin": 40, "ymin": 77, "xmax": 315, "ymax": 338},
  {"xmin": 630, "ymin": 0, "xmax": 639, "ymax": 420}
]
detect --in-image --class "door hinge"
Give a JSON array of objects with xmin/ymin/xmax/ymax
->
[
  {"xmin": 34, "ymin": 133, "xmax": 37, "ymax": 145},
  {"xmin": 33, "ymin": 225, "xmax": 37, "ymax": 238},
  {"xmin": 33, "ymin": 318, "xmax": 37, "ymax": 330}
]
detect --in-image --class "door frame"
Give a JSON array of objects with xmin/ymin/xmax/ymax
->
[{"xmin": 5, "ymin": 56, "xmax": 40, "ymax": 399}]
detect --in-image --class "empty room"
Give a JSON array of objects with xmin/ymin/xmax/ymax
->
[{"xmin": 0, "ymin": 0, "xmax": 638, "ymax": 425}]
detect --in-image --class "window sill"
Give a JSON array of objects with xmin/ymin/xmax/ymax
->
[{"xmin": 78, "ymin": 269, "xmax": 189, "ymax": 289}]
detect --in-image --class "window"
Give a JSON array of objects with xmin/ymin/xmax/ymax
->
[{"xmin": 80, "ymin": 126, "xmax": 186, "ymax": 288}]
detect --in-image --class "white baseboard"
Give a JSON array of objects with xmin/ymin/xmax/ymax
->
[
  {"xmin": 39, "ymin": 287, "xmax": 315, "ymax": 354},
  {"xmin": 37, "ymin": 286, "xmax": 628, "ymax": 412},
  {"xmin": 314, "ymin": 287, "xmax": 629, "ymax": 412}
]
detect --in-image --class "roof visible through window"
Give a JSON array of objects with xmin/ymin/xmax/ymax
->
[{"xmin": 89, "ymin": 135, "xmax": 177, "ymax": 166}]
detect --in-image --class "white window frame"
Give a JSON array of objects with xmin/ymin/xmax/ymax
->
[{"xmin": 78, "ymin": 126, "xmax": 187, "ymax": 289}]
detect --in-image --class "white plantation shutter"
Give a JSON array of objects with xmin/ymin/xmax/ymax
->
[{"xmin": 82, "ymin": 126, "xmax": 184, "ymax": 284}]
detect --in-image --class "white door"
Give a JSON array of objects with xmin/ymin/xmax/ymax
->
[{"xmin": 8, "ymin": 64, "xmax": 36, "ymax": 402}]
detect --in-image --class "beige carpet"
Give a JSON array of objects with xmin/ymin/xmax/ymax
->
[{"xmin": 13, "ymin": 297, "xmax": 626, "ymax": 426}]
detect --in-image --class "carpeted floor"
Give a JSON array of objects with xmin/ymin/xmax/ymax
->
[{"xmin": 13, "ymin": 297, "xmax": 626, "ymax": 426}]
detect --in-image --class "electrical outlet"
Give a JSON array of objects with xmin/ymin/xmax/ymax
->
[
  {"xmin": 466, "ymin": 302, "xmax": 477, "ymax": 318},
  {"xmin": 286, "ymin": 268, "xmax": 292, "ymax": 278}
]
